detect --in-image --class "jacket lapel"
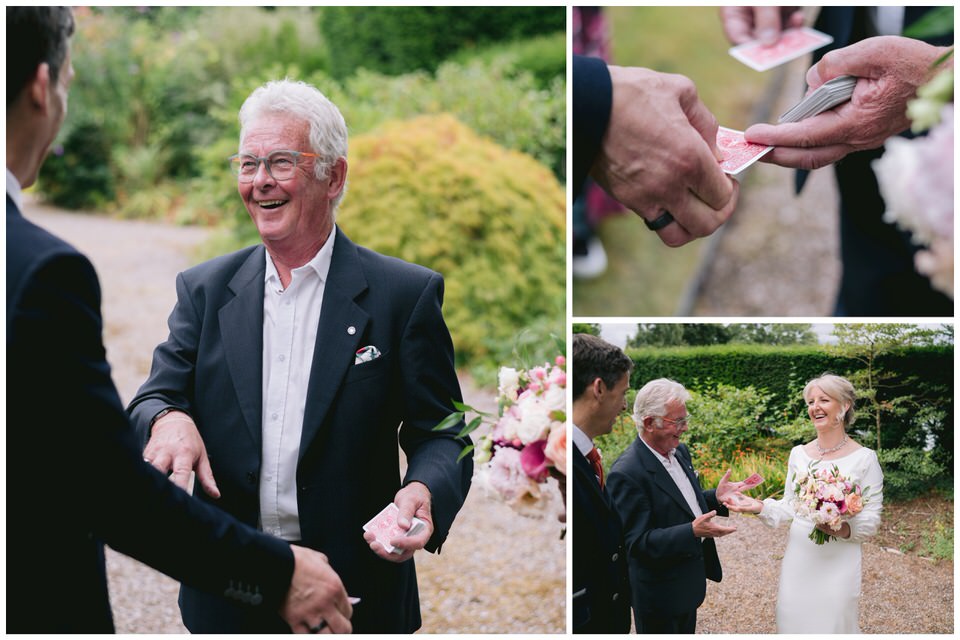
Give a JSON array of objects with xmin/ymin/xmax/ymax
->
[
  {"xmin": 298, "ymin": 228, "xmax": 369, "ymax": 460},
  {"xmin": 635, "ymin": 438, "xmax": 696, "ymax": 518},
  {"xmin": 219, "ymin": 247, "xmax": 266, "ymax": 449}
]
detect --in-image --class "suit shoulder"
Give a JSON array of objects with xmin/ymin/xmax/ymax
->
[
  {"xmin": 6, "ymin": 211, "xmax": 93, "ymax": 298},
  {"xmin": 180, "ymin": 245, "xmax": 261, "ymax": 284},
  {"xmin": 356, "ymin": 244, "xmax": 440, "ymax": 288}
]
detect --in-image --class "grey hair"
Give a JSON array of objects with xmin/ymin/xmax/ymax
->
[
  {"xmin": 238, "ymin": 79, "xmax": 348, "ymax": 212},
  {"xmin": 804, "ymin": 373, "xmax": 857, "ymax": 428},
  {"xmin": 633, "ymin": 378, "xmax": 690, "ymax": 429}
]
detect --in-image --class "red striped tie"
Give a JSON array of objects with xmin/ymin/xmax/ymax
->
[{"xmin": 586, "ymin": 447, "xmax": 605, "ymax": 490}]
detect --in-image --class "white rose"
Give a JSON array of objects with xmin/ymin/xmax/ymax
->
[{"xmin": 498, "ymin": 367, "xmax": 521, "ymax": 400}]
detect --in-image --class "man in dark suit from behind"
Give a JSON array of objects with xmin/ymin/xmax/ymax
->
[
  {"xmin": 6, "ymin": 6, "xmax": 353, "ymax": 633},
  {"xmin": 571, "ymin": 333, "xmax": 632, "ymax": 633},
  {"xmin": 608, "ymin": 378, "xmax": 741, "ymax": 634}
]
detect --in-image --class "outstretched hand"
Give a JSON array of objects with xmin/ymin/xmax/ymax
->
[
  {"xmin": 692, "ymin": 510, "xmax": 737, "ymax": 538},
  {"xmin": 720, "ymin": 6, "xmax": 805, "ymax": 45},
  {"xmin": 143, "ymin": 411, "xmax": 220, "ymax": 498},
  {"xmin": 722, "ymin": 492, "xmax": 764, "ymax": 514}
]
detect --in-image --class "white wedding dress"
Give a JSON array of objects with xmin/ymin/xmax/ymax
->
[{"xmin": 757, "ymin": 445, "xmax": 884, "ymax": 633}]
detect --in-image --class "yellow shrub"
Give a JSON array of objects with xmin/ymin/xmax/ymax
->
[{"xmin": 339, "ymin": 114, "xmax": 565, "ymax": 367}]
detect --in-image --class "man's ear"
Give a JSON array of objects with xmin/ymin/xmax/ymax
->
[
  {"xmin": 27, "ymin": 63, "xmax": 52, "ymax": 113},
  {"xmin": 590, "ymin": 377, "xmax": 606, "ymax": 401},
  {"xmin": 326, "ymin": 157, "xmax": 348, "ymax": 199}
]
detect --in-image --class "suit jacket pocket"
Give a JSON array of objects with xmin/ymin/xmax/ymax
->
[{"xmin": 343, "ymin": 352, "xmax": 391, "ymax": 385}]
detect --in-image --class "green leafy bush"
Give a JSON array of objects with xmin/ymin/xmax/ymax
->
[
  {"xmin": 447, "ymin": 31, "xmax": 566, "ymax": 88},
  {"xmin": 690, "ymin": 444, "xmax": 789, "ymax": 500},
  {"xmin": 319, "ymin": 6, "xmax": 565, "ymax": 79},
  {"xmin": 334, "ymin": 114, "xmax": 564, "ymax": 371},
  {"xmin": 39, "ymin": 120, "xmax": 115, "ymax": 209},
  {"xmin": 685, "ymin": 384, "xmax": 775, "ymax": 457},
  {"xmin": 877, "ymin": 447, "xmax": 949, "ymax": 500}
]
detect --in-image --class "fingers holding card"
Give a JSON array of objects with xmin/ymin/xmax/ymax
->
[
  {"xmin": 362, "ymin": 503, "xmax": 430, "ymax": 562},
  {"xmin": 717, "ymin": 127, "xmax": 774, "ymax": 179}
]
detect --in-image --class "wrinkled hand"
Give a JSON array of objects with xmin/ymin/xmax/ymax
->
[
  {"xmin": 720, "ymin": 6, "xmax": 804, "ymax": 45},
  {"xmin": 143, "ymin": 411, "xmax": 220, "ymax": 498},
  {"xmin": 722, "ymin": 491, "xmax": 764, "ymax": 514},
  {"xmin": 745, "ymin": 36, "xmax": 951, "ymax": 169},
  {"xmin": 715, "ymin": 468, "xmax": 749, "ymax": 502},
  {"xmin": 363, "ymin": 482, "xmax": 434, "ymax": 562},
  {"xmin": 815, "ymin": 520, "xmax": 851, "ymax": 539},
  {"xmin": 692, "ymin": 510, "xmax": 738, "ymax": 538},
  {"xmin": 280, "ymin": 545, "xmax": 353, "ymax": 634},
  {"xmin": 590, "ymin": 65, "xmax": 739, "ymax": 247}
]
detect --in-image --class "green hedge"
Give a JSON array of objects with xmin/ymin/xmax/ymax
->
[{"xmin": 319, "ymin": 6, "xmax": 565, "ymax": 79}]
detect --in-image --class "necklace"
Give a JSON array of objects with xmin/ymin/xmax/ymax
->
[{"xmin": 816, "ymin": 434, "xmax": 849, "ymax": 458}]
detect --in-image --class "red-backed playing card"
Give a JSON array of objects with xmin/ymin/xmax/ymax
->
[
  {"xmin": 717, "ymin": 127, "xmax": 773, "ymax": 177},
  {"xmin": 729, "ymin": 27, "xmax": 834, "ymax": 72},
  {"xmin": 742, "ymin": 472, "xmax": 764, "ymax": 489},
  {"xmin": 362, "ymin": 503, "xmax": 426, "ymax": 554}
]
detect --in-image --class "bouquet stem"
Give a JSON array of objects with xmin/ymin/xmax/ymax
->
[{"xmin": 808, "ymin": 528, "xmax": 834, "ymax": 545}]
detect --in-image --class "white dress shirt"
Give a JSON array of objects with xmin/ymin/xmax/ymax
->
[
  {"xmin": 7, "ymin": 168, "xmax": 23, "ymax": 210},
  {"xmin": 572, "ymin": 424, "xmax": 594, "ymax": 457},
  {"xmin": 259, "ymin": 232, "xmax": 335, "ymax": 540},
  {"xmin": 870, "ymin": 7, "xmax": 905, "ymax": 37},
  {"xmin": 638, "ymin": 436, "xmax": 703, "ymax": 519}
]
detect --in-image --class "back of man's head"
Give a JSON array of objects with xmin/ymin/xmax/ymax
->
[
  {"xmin": 572, "ymin": 333, "xmax": 633, "ymax": 400},
  {"xmin": 7, "ymin": 6, "xmax": 75, "ymax": 107}
]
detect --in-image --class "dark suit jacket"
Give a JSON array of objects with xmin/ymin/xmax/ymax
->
[
  {"xmin": 573, "ymin": 54, "xmax": 613, "ymax": 200},
  {"xmin": 572, "ymin": 447, "xmax": 631, "ymax": 634},
  {"xmin": 127, "ymin": 226, "xmax": 472, "ymax": 633},
  {"xmin": 607, "ymin": 439, "xmax": 726, "ymax": 625},
  {"xmin": 6, "ymin": 196, "xmax": 294, "ymax": 633}
]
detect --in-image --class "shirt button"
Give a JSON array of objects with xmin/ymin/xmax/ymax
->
[
  {"xmin": 272, "ymin": 413, "xmax": 278, "ymax": 421},
  {"xmin": 279, "ymin": 354, "xmax": 285, "ymax": 362}
]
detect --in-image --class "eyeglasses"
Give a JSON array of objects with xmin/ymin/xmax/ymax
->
[
  {"xmin": 228, "ymin": 150, "xmax": 321, "ymax": 182},
  {"xmin": 659, "ymin": 416, "xmax": 691, "ymax": 429}
]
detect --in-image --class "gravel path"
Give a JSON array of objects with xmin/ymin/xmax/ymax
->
[
  {"xmin": 28, "ymin": 202, "xmax": 564, "ymax": 634},
  {"xmin": 698, "ymin": 514, "xmax": 954, "ymax": 634}
]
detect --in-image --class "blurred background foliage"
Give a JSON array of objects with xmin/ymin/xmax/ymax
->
[
  {"xmin": 36, "ymin": 6, "xmax": 565, "ymax": 379},
  {"xmin": 572, "ymin": 6, "xmax": 772, "ymax": 316}
]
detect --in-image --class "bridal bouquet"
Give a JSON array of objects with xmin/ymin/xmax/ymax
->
[
  {"xmin": 792, "ymin": 462, "xmax": 869, "ymax": 545},
  {"xmin": 436, "ymin": 355, "xmax": 566, "ymax": 517}
]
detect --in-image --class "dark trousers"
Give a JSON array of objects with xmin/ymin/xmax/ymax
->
[{"xmin": 639, "ymin": 609, "xmax": 696, "ymax": 634}]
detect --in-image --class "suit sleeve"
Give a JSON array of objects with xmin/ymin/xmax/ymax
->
[
  {"xmin": 14, "ymin": 253, "xmax": 294, "ymax": 609},
  {"xmin": 127, "ymin": 271, "xmax": 201, "ymax": 447},
  {"xmin": 573, "ymin": 54, "xmax": 613, "ymax": 200},
  {"xmin": 396, "ymin": 272, "xmax": 472, "ymax": 552},
  {"xmin": 607, "ymin": 467, "xmax": 702, "ymax": 563}
]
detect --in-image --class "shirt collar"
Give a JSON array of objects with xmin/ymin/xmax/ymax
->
[
  {"xmin": 264, "ymin": 227, "xmax": 337, "ymax": 288},
  {"xmin": 571, "ymin": 424, "xmax": 595, "ymax": 457},
  {"xmin": 6, "ymin": 168, "xmax": 23, "ymax": 211},
  {"xmin": 639, "ymin": 434, "xmax": 676, "ymax": 465}
]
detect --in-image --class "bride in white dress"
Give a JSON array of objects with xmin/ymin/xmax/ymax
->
[{"xmin": 725, "ymin": 374, "xmax": 884, "ymax": 633}]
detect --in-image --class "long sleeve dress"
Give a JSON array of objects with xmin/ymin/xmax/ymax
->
[{"xmin": 757, "ymin": 445, "xmax": 884, "ymax": 633}]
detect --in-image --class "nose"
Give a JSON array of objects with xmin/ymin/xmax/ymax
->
[{"xmin": 252, "ymin": 159, "xmax": 275, "ymax": 189}]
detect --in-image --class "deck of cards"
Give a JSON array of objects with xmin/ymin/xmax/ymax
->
[
  {"xmin": 778, "ymin": 75, "xmax": 857, "ymax": 123},
  {"xmin": 729, "ymin": 27, "xmax": 833, "ymax": 72},
  {"xmin": 362, "ymin": 503, "xmax": 427, "ymax": 554},
  {"xmin": 717, "ymin": 127, "xmax": 773, "ymax": 179}
]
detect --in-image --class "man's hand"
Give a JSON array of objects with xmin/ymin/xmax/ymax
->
[
  {"xmin": 363, "ymin": 482, "xmax": 434, "ymax": 562},
  {"xmin": 715, "ymin": 468, "xmax": 748, "ymax": 502},
  {"xmin": 745, "ymin": 36, "xmax": 951, "ymax": 169},
  {"xmin": 692, "ymin": 510, "xmax": 737, "ymax": 538},
  {"xmin": 722, "ymin": 492, "xmax": 764, "ymax": 514},
  {"xmin": 280, "ymin": 545, "xmax": 353, "ymax": 634},
  {"xmin": 142, "ymin": 411, "xmax": 220, "ymax": 498},
  {"xmin": 720, "ymin": 6, "xmax": 804, "ymax": 45},
  {"xmin": 590, "ymin": 65, "xmax": 739, "ymax": 247}
]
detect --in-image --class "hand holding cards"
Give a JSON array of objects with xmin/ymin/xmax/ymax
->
[
  {"xmin": 362, "ymin": 503, "xmax": 427, "ymax": 555},
  {"xmin": 779, "ymin": 75, "xmax": 857, "ymax": 123},
  {"xmin": 717, "ymin": 127, "xmax": 773, "ymax": 178}
]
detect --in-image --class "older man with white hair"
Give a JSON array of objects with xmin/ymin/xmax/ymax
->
[{"xmin": 607, "ymin": 378, "xmax": 747, "ymax": 634}]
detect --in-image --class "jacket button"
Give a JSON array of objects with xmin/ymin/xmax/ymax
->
[
  {"xmin": 612, "ymin": 592, "xmax": 620, "ymax": 601},
  {"xmin": 611, "ymin": 552, "xmax": 619, "ymax": 562},
  {"xmin": 247, "ymin": 471, "xmax": 257, "ymax": 484}
]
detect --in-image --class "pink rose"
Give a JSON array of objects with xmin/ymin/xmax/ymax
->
[
  {"xmin": 845, "ymin": 492, "xmax": 863, "ymax": 516},
  {"xmin": 544, "ymin": 424, "xmax": 567, "ymax": 475},
  {"xmin": 520, "ymin": 440, "xmax": 549, "ymax": 482},
  {"xmin": 555, "ymin": 355, "xmax": 566, "ymax": 367}
]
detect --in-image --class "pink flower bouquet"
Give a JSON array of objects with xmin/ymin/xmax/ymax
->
[
  {"xmin": 792, "ymin": 462, "xmax": 870, "ymax": 545},
  {"xmin": 436, "ymin": 355, "xmax": 566, "ymax": 517}
]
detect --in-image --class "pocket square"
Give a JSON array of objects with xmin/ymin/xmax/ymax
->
[{"xmin": 354, "ymin": 345, "xmax": 381, "ymax": 365}]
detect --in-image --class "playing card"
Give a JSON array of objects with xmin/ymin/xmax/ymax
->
[
  {"xmin": 362, "ymin": 503, "xmax": 426, "ymax": 554},
  {"xmin": 729, "ymin": 27, "xmax": 834, "ymax": 72},
  {"xmin": 742, "ymin": 472, "xmax": 765, "ymax": 489},
  {"xmin": 717, "ymin": 127, "xmax": 773, "ymax": 177},
  {"xmin": 778, "ymin": 75, "xmax": 857, "ymax": 123}
]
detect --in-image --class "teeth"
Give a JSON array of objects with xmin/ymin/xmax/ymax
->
[{"xmin": 258, "ymin": 200, "xmax": 286, "ymax": 207}]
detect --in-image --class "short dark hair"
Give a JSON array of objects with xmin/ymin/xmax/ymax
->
[
  {"xmin": 572, "ymin": 333, "xmax": 633, "ymax": 400},
  {"xmin": 7, "ymin": 6, "xmax": 75, "ymax": 107}
]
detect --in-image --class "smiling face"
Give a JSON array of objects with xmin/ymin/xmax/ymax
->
[
  {"xmin": 643, "ymin": 398, "xmax": 688, "ymax": 456},
  {"xmin": 806, "ymin": 384, "xmax": 846, "ymax": 431},
  {"xmin": 237, "ymin": 112, "xmax": 344, "ymax": 254}
]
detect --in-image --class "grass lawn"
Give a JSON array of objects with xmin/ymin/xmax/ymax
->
[{"xmin": 573, "ymin": 6, "xmax": 772, "ymax": 317}]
